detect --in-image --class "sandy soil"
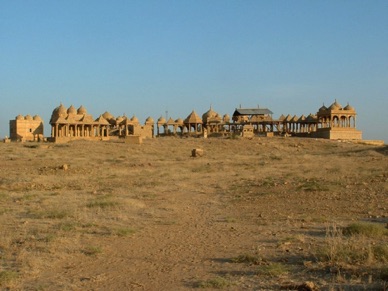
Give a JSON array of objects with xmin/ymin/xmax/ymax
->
[{"xmin": 0, "ymin": 136, "xmax": 387, "ymax": 290}]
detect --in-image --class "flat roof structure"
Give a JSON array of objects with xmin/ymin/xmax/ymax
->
[{"xmin": 233, "ymin": 108, "xmax": 273, "ymax": 116}]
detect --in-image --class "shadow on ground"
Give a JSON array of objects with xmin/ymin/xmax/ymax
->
[{"xmin": 375, "ymin": 145, "xmax": 388, "ymax": 156}]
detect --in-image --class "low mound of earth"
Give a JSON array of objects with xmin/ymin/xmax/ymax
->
[{"xmin": 0, "ymin": 137, "xmax": 387, "ymax": 290}]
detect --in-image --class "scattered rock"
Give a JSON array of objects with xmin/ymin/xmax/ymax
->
[
  {"xmin": 281, "ymin": 281, "xmax": 318, "ymax": 291},
  {"xmin": 192, "ymin": 148, "xmax": 204, "ymax": 157},
  {"xmin": 298, "ymin": 281, "xmax": 318, "ymax": 291},
  {"xmin": 60, "ymin": 164, "xmax": 69, "ymax": 171}
]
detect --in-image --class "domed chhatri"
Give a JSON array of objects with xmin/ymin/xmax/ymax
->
[
  {"xmin": 315, "ymin": 100, "xmax": 361, "ymax": 140},
  {"xmin": 157, "ymin": 116, "xmax": 166, "ymax": 125},
  {"xmin": 145, "ymin": 116, "xmax": 154, "ymax": 124},
  {"xmin": 130, "ymin": 115, "xmax": 139, "ymax": 124},
  {"xmin": 9, "ymin": 99, "xmax": 362, "ymax": 143},
  {"xmin": 202, "ymin": 106, "xmax": 218, "ymax": 124},
  {"xmin": 47, "ymin": 103, "xmax": 154, "ymax": 142}
]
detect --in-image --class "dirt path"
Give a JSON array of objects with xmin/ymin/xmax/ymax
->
[
  {"xmin": 2, "ymin": 138, "xmax": 387, "ymax": 290},
  {"xmin": 39, "ymin": 185, "xmax": 261, "ymax": 290}
]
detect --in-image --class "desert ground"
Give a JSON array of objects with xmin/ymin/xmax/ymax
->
[{"xmin": 0, "ymin": 136, "xmax": 387, "ymax": 290}]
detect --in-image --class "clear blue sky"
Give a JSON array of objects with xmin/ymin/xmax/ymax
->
[{"xmin": 1, "ymin": 0, "xmax": 387, "ymax": 142}]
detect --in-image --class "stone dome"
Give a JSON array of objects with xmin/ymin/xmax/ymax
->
[
  {"xmin": 77, "ymin": 105, "xmax": 87, "ymax": 115},
  {"xmin": 33, "ymin": 115, "xmax": 42, "ymax": 121},
  {"xmin": 329, "ymin": 100, "xmax": 342, "ymax": 110},
  {"xmin": 53, "ymin": 103, "xmax": 67, "ymax": 116},
  {"xmin": 67, "ymin": 105, "xmax": 77, "ymax": 115},
  {"xmin": 343, "ymin": 103, "xmax": 355, "ymax": 111},
  {"xmin": 175, "ymin": 118, "xmax": 184, "ymax": 125},
  {"xmin": 157, "ymin": 116, "xmax": 166, "ymax": 124},
  {"xmin": 130, "ymin": 115, "xmax": 139, "ymax": 123},
  {"xmin": 223, "ymin": 114, "xmax": 230, "ymax": 123},
  {"xmin": 16, "ymin": 114, "xmax": 24, "ymax": 120},
  {"xmin": 25, "ymin": 114, "xmax": 33, "ymax": 120},
  {"xmin": 145, "ymin": 116, "xmax": 154, "ymax": 124},
  {"xmin": 318, "ymin": 104, "xmax": 327, "ymax": 112},
  {"xmin": 202, "ymin": 107, "xmax": 218, "ymax": 123},
  {"xmin": 102, "ymin": 111, "xmax": 114, "ymax": 121}
]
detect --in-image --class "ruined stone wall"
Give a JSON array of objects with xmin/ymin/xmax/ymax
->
[
  {"xmin": 9, "ymin": 119, "xmax": 44, "ymax": 141},
  {"xmin": 132, "ymin": 124, "xmax": 153, "ymax": 139}
]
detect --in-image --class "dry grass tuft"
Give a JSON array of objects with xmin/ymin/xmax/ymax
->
[
  {"xmin": 256, "ymin": 262, "xmax": 289, "ymax": 277},
  {"xmin": 232, "ymin": 254, "xmax": 263, "ymax": 265},
  {"xmin": 1, "ymin": 137, "xmax": 387, "ymax": 289},
  {"xmin": 86, "ymin": 197, "xmax": 119, "ymax": 209},
  {"xmin": 82, "ymin": 246, "xmax": 102, "ymax": 256},
  {"xmin": 316, "ymin": 224, "xmax": 387, "ymax": 265},
  {"xmin": 196, "ymin": 276, "xmax": 231, "ymax": 289},
  {"xmin": 343, "ymin": 222, "xmax": 388, "ymax": 237},
  {"xmin": 114, "ymin": 227, "xmax": 135, "ymax": 237}
]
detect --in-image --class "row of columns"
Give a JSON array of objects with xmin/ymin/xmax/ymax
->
[
  {"xmin": 51, "ymin": 123, "xmax": 110, "ymax": 138},
  {"xmin": 318, "ymin": 115, "xmax": 357, "ymax": 129},
  {"xmin": 156, "ymin": 124, "xmax": 203, "ymax": 136}
]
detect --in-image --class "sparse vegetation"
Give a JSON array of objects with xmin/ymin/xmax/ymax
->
[
  {"xmin": 343, "ymin": 222, "xmax": 388, "ymax": 237},
  {"xmin": 232, "ymin": 254, "xmax": 263, "ymax": 265},
  {"xmin": 0, "ymin": 270, "xmax": 18, "ymax": 286},
  {"xmin": 0, "ymin": 137, "xmax": 387, "ymax": 289},
  {"xmin": 114, "ymin": 227, "xmax": 135, "ymax": 237},
  {"xmin": 82, "ymin": 246, "xmax": 102, "ymax": 256},
  {"xmin": 257, "ymin": 262, "xmax": 289, "ymax": 277},
  {"xmin": 298, "ymin": 179, "xmax": 329, "ymax": 192},
  {"xmin": 313, "ymin": 222, "xmax": 388, "ymax": 286},
  {"xmin": 57, "ymin": 221, "xmax": 78, "ymax": 231},
  {"xmin": 196, "ymin": 276, "xmax": 231, "ymax": 289},
  {"xmin": 86, "ymin": 198, "xmax": 119, "ymax": 209},
  {"xmin": 0, "ymin": 192, "xmax": 8, "ymax": 201}
]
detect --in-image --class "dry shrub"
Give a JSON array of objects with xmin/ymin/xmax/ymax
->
[
  {"xmin": 114, "ymin": 227, "xmax": 135, "ymax": 237},
  {"xmin": 316, "ymin": 223, "xmax": 387, "ymax": 266},
  {"xmin": 343, "ymin": 222, "xmax": 388, "ymax": 237},
  {"xmin": 257, "ymin": 262, "xmax": 289, "ymax": 277},
  {"xmin": 232, "ymin": 254, "xmax": 263, "ymax": 265},
  {"xmin": 82, "ymin": 245, "xmax": 102, "ymax": 256},
  {"xmin": 86, "ymin": 198, "xmax": 119, "ymax": 209}
]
